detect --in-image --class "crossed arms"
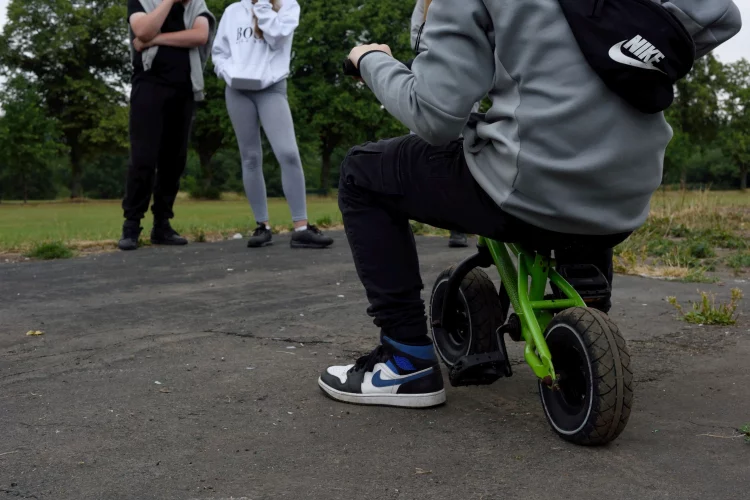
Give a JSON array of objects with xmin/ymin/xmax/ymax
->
[{"xmin": 130, "ymin": 0, "xmax": 208, "ymax": 52}]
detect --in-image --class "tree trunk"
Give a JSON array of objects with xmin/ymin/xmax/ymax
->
[
  {"xmin": 199, "ymin": 150, "xmax": 214, "ymax": 181},
  {"xmin": 69, "ymin": 143, "xmax": 83, "ymax": 199},
  {"xmin": 679, "ymin": 167, "xmax": 687, "ymax": 191},
  {"xmin": 320, "ymin": 146, "xmax": 333, "ymax": 195},
  {"xmin": 741, "ymin": 167, "xmax": 748, "ymax": 191},
  {"xmin": 198, "ymin": 149, "xmax": 217, "ymax": 199}
]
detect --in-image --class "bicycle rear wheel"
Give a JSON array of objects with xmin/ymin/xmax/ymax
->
[{"xmin": 429, "ymin": 266, "xmax": 504, "ymax": 366}]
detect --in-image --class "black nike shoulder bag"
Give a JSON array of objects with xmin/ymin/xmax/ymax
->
[{"xmin": 557, "ymin": 0, "xmax": 696, "ymax": 113}]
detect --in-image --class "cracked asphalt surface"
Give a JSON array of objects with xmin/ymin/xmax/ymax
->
[{"xmin": 1, "ymin": 232, "xmax": 749, "ymax": 499}]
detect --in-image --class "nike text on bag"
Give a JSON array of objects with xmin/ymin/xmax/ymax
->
[{"xmin": 557, "ymin": 0, "xmax": 695, "ymax": 113}]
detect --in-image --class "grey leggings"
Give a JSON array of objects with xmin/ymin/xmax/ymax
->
[{"xmin": 225, "ymin": 80, "xmax": 307, "ymax": 223}]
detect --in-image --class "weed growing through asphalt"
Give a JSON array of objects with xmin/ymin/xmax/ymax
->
[
  {"xmin": 24, "ymin": 241, "xmax": 74, "ymax": 260},
  {"xmin": 737, "ymin": 424, "xmax": 750, "ymax": 443},
  {"xmin": 667, "ymin": 288, "xmax": 743, "ymax": 325},
  {"xmin": 740, "ymin": 424, "xmax": 750, "ymax": 443},
  {"xmin": 726, "ymin": 252, "xmax": 750, "ymax": 275}
]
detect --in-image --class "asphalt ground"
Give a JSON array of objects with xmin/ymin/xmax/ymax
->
[{"xmin": 2, "ymin": 232, "xmax": 749, "ymax": 500}]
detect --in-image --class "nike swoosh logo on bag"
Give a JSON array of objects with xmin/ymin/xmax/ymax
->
[
  {"xmin": 608, "ymin": 40, "xmax": 666, "ymax": 75},
  {"xmin": 371, "ymin": 367, "xmax": 433, "ymax": 388}
]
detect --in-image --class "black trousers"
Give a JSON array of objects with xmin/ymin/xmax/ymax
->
[
  {"xmin": 338, "ymin": 135, "xmax": 629, "ymax": 342},
  {"xmin": 123, "ymin": 81, "xmax": 194, "ymax": 222}
]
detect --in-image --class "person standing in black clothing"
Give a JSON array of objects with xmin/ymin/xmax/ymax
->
[{"xmin": 119, "ymin": 0, "xmax": 215, "ymax": 251}]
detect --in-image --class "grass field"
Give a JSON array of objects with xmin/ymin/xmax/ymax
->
[
  {"xmin": 614, "ymin": 189, "xmax": 750, "ymax": 280},
  {"xmin": 0, "ymin": 193, "xmax": 342, "ymax": 253},
  {"xmin": 2, "ymin": 190, "xmax": 750, "ymax": 281}
]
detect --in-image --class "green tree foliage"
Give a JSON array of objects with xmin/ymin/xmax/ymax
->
[
  {"xmin": 0, "ymin": 1, "xmax": 749, "ymax": 200},
  {"xmin": 190, "ymin": 0, "xmax": 412, "ymax": 197},
  {"xmin": 0, "ymin": 0, "xmax": 129, "ymax": 198},
  {"xmin": 722, "ymin": 60, "xmax": 750, "ymax": 190},
  {"xmin": 80, "ymin": 153, "xmax": 129, "ymax": 200},
  {"xmin": 666, "ymin": 55, "xmax": 726, "ymax": 188},
  {"xmin": 0, "ymin": 77, "xmax": 67, "ymax": 202},
  {"xmin": 290, "ymin": 0, "xmax": 411, "ymax": 193}
]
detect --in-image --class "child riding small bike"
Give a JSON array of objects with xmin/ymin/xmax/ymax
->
[{"xmin": 318, "ymin": 0, "xmax": 741, "ymax": 442}]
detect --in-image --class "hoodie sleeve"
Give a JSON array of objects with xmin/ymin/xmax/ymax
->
[
  {"xmin": 660, "ymin": 1, "xmax": 742, "ymax": 58},
  {"xmin": 410, "ymin": 0, "xmax": 424, "ymax": 52},
  {"xmin": 211, "ymin": 9, "xmax": 232, "ymax": 80},
  {"xmin": 359, "ymin": 0, "xmax": 493, "ymax": 145},
  {"xmin": 253, "ymin": 0, "xmax": 300, "ymax": 50}
]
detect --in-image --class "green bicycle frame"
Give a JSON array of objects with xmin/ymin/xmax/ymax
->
[{"xmin": 478, "ymin": 236, "xmax": 586, "ymax": 382}]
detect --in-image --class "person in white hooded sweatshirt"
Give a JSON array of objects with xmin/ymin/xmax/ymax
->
[{"xmin": 212, "ymin": 0, "xmax": 333, "ymax": 249}]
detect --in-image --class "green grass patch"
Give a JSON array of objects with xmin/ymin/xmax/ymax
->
[
  {"xmin": 24, "ymin": 241, "xmax": 75, "ymax": 260},
  {"xmin": 725, "ymin": 252, "xmax": 750, "ymax": 273},
  {"xmin": 3, "ymin": 190, "xmax": 750, "ymax": 273},
  {"xmin": 667, "ymin": 288, "xmax": 743, "ymax": 325},
  {"xmin": 410, "ymin": 221, "xmax": 427, "ymax": 235},
  {"xmin": 669, "ymin": 224, "xmax": 692, "ymax": 238},
  {"xmin": 409, "ymin": 221, "xmax": 449, "ymax": 237},
  {"xmin": 677, "ymin": 270, "xmax": 720, "ymax": 284},
  {"xmin": 0, "ymin": 196, "xmax": 341, "ymax": 252},
  {"xmin": 613, "ymin": 191, "xmax": 750, "ymax": 279},
  {"xmin": 687, "ymin": 240, "xmax": 716, "ymax": 259},
  {"xmin": 691, "ymin": 228, "xmax": 748, "ymax": 250},
  {"xmin": 314, "ymin": 215, "xmax": 334, "ymax": 228},
  {"xmin": 645, "ymin": 237, "xmax": 675, "ymax": 257},
  {"xmin": 194, "ymin": 229, "xmax": 207, "ymax": 243}
]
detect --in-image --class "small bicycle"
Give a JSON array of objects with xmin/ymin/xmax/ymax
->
[
  {"xmin": 341, "ymin": 58, "xmax": 632, "ymax": 445},
  {"xmin": 430, "ymin": 237, "xmax": 633, "ymax": 446}
]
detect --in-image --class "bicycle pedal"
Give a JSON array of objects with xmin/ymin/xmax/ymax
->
[{"xmin": 448, "ymin": 352, "xmax": 511, "ymax": 387}]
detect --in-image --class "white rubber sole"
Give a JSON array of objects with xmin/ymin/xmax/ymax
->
[{"xmin": 318, "ymin": 378, "xmax": 446, "ymax": 408}]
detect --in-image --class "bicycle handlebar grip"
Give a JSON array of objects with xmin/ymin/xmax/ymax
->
[{"xmin": 342, "ymin": 58, "xmax": 361, "ymax": 78}]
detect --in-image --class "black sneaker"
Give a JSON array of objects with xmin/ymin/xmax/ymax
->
[
  {"xmin": 449, "ymin": 231, "xmax": 469, "ymax": 248},
  {"xmin": 150, "ymin": 220, "xmax": 188, "ymax": 246},
  {"xmin": 118, "ymin": 221, "xmax": 142, "ymax": 251},
  {"xmin": 247, "ymin": 224, "xmax": 273, "ymax": 248},
  {"xmin": 318, "ymin": 336, "xmax": 446, "ymax": 408},
  {"xmin": 290, "ymin": 225, "xmax": 333, "ymax": 249}
]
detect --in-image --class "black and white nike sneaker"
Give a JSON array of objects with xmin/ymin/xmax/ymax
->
[{"xmin": 318, "ymin": 336, "xmax": 446, "ymax": 408}]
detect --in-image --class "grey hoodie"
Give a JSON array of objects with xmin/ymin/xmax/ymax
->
[
  {"xmin": 410, "ymin": 0, "xmax": 481, "ymax": 117},
  {"xmin": 361, "ymin": 0, "xmax": 742, "ymax": 235},
  {"xmin": 129, "ymin": 0, "xmax": 217, "ymax": 101}
]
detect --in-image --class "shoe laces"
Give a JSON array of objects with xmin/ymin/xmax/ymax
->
[
  {"xmin": 306, "ymin": 224, "xmax": 322, "ymax": 235},
  {"xmin": 349, "ymin": 344, "xmax": 390, "ymax": 374}
]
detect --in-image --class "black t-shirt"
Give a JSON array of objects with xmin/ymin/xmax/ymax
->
[{"xmin": 128, "ymin": 0, "xmax": 200, "ymax": 88}]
